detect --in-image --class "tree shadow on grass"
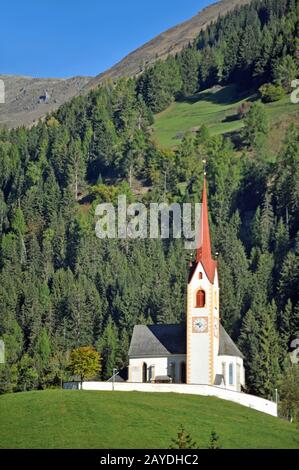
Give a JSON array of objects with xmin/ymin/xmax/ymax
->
[
  {"xmin": 222, "ymin": 113, "xmax": 239, "ymax": 123},
  {"xmin": 177, "ymin": 84, "xmax": 258, "ymax": 107}
]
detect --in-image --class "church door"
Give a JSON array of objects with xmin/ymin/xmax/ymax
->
[
  {"xmin": 180, "ymin": 362, "xmax": 186, "ymax": 383},
  {"xmin": 142, "ymin": 363, "xmax": 147, "ymax": 383}
]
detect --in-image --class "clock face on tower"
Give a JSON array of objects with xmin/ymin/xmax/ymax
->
[{"xmin": 192, "ymin": 316, "xmax": 208, "ymax": 333}]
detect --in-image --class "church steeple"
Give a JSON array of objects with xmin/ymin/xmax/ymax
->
[{"xmin": 195, "ymin": 176, "xmax": 217, "ymax": 284}]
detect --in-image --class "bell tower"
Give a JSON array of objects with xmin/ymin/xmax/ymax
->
[{"xmin": 186, "ymin": 177, "xmax": 219, "ymax": 385}]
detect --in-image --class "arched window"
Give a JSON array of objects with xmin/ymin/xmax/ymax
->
[
  {"xmin": 196, "ymin": 290, "xmax": 205, "ymax": 308},
  {"xmin": 180, "ymin": 362, "xmax": 186, "ymax": 383},
  {"xmin": 198, "ymin": 272, "xmax": 203, "ymax": 279},
  {"xmin": 142, "ymin": 363, "xmax": 147, "ymax": 383},
  {"xmin": 229, "ymin": 363, "xmax": 234, "ymax": 385},
  {"xmin": 222, "ymin": 362, "xmax": 226, "ymax": 385}
]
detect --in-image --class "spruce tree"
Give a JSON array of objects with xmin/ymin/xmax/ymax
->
[
  {"xmin": 170, "ymin": 425, "xmax": 198, "ymax": 449},
  {"xmin": 255, "ymin": 302, "xmax": 281, "ymax": 398},
  {"xmin": 238, "ymin": 309, "xmax": 260, "ymax": 393},
  {"xmin": 96, "ymin": 316, "xmax": 119, "ymax": 380}
]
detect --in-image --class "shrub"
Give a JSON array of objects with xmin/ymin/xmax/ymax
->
[
  {"xmin": 237, "ymin": 101, "xmax": 252, "ymax": 119},
  {"xmin": 259, "ymin": 83, "xmax": 285, "ymax": 103}
]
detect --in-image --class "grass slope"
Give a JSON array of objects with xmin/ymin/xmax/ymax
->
[
  {"xmin": 152, "ymin": 84, "xmax": 299, "ymax": 148},
  {"xmin": 0, "ymin": 390, "xmax": 298, "ymax": 449}
]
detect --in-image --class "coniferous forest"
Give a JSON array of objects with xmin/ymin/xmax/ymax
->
[{"xmin": 0, "ymin": 0, "xmax": 298, "ymax": 407}]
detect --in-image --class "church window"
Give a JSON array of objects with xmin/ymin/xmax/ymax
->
[
  {"xmin": 229, "ymin": 363, "xmax": 234, "ymax": 385},
  {"xmin": 196, "ymin": 290, "xmax": 205, "ymax": 308},
  {"xmin": 199, "ymin": 272, "xmax": 203, "ymax": 279}
]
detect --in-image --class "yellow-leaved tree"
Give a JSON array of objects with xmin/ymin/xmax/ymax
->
[{"xmin": 68, "ymin": 346, "xmax": 101, "ymax": 388}]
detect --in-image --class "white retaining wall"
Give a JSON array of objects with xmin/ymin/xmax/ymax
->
[{"xmin": 82, "ymin": 381, "xmax": 277, "ymax": 417}]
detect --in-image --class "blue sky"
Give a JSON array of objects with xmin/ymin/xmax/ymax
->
[{"xmin": 1, "ymin": 0, "xmax": 213, "ymax": 78}]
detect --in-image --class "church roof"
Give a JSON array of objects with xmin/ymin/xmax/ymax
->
[
  {"xmin": 219, "ymin": 324, "xmax": 244, "ymax": 359},
  {"xmin": 128, "ymin": 323, "xmax": 243, "ymax": 359},
  {"xmin": 189, "ymin": 177, "xmax": 217, "ymax": 284},
  {"xmin": 128, "ymin": 324, "xmax": 186, "ymax": 357}
]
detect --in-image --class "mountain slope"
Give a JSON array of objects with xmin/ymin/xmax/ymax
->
[
  {"xmin": 0, "ymin": 390, "xmax": 298, "ymax": 448},
  {"xmin": 0, "ymin": 0, "xmax": 252, "ymax": 129},
  {"xmin": 0, "ymin": 74, "xmax": 91, "ymax": 128},
  {"xmin": 85, "ymin": 0, "xmax": 252, "ymax": 90}
]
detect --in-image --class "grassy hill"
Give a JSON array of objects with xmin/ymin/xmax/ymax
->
[
  {"xmin": 0, "ymin": 390, "xmax": 298, "ymax": 449},
  {"xmin": 152, "ymin": 84, "xmax": 299, "ymax": 148}
]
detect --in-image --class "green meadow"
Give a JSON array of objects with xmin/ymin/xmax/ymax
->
[
  {"xmin": 0, "ymin": 390, "xmax": 298, "ymax": 449},
  {"xmin": 152, "ymin": 84, "xmax": 298, "ymax": 148}
]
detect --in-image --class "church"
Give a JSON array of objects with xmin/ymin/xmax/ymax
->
[{"xmin": 128, "ymin": 177, "xmax": 245, "ymax": 392}]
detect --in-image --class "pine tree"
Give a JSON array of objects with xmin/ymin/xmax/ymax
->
[
  {"xmin": 96, "ymin": 316, "xmax": 119, "ymax": 380},
  {"xmin": 178, "ymin": 47, "xmax": 199, "ymax": 96},
  {"xmin": 278, "ymin": 364, "xmax": 299, "ymax": 423},
  {"xmin": 1, "ymin": 320, "xmax": 23, "ymax": 364},
  {"xmin": 67, "ymin": 138, "xmax": 86, "ymax": 200},
  {"xmin": 255, "ymin": 302, "xmax": 281, "ymax": 398},
  {"xmin": 291, "ymin": 302, "xmax": 299, "ymax": 340},
  {"xmin": 17, "ymin": 354, "xmax": 38, "ymax": 392},
  {"xmin": 278, "ymin": 299, "xmax": 292, "ymax": 362},
  {"xmin": 0, "ymin": 363, "xmax": 19, "ymax": 394},
  {"xmin": 33, "ymin": 328, "xmax": 51, "ymax": 385},
  {"xmin": 208, "ymin": 430, "xmax": 221, "ymax": 449},
  {"xmin": 170, "ymin": 425, "xmax": 198, "ymax": 449},
  {"xmin": 243, "ymin": 102, "xmax": 269, "ymax": 149},
  {"xmin": 238, "ymin": 309, "xmax": 260, "ymax": 393},
  {"xmin": 117, "ymin": 328, "xmax": 130, "ymax": 370},
  {"xmin": 278, "ymin": 251, "xmax": 299, "ymax": 309},
  {"xmin": 274, "ymin": 218, "xmax": 289, "ymax": 272},
  {"xmin": 273, "ymin": 55, "xmax": 298, "ymax": 92},
  {"xmin": 259, "ymin": 192, "xmax": 275, "ymax": 252}
]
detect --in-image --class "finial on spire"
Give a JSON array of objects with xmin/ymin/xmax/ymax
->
[{"xmin": 202, "ymin": 159, "xmax": 207, "ymax": 176}]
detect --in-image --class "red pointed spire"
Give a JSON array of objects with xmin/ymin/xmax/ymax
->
[{"xmin": 196, "ymin": 176, "xmax": 217, "ymax": 283}]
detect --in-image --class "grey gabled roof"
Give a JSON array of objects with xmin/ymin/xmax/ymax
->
[
  {"xmin": 128, "ymin": 324, "xmax": 186, "ymax": 357},
  {"xmin": 128, "ymin": 323, "xmax": 244, "ymax": 359},
  {"xmin": 219, "ymin": 324, "xmax": 244, "ymax": 359}
]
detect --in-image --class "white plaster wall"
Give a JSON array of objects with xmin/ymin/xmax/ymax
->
[
  {"xmin": 212, "ymin": 270, "xmax": 220, "ymax": 375},
  {"xmin": 81, "ymin": 381, "xmax": 277, "ymax": 417},
  {"xmin": 129, "ymin": 355, "xmax": 186, "ymax": 383},
  {"xmin": 187, "ymin": 261, "xmax": 211, "ymax": 384},
  {"xmin": 216, "ymin": 355, "xmax": 245, "ymax": 392},
  {"xmin": 129, "ymin": 357, "xmax": 166, "ymax": 382}
]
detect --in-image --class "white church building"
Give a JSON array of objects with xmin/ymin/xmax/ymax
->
[{"xmin": 128, "ymin": 178, "xmax": 246, "ymax": 392}]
